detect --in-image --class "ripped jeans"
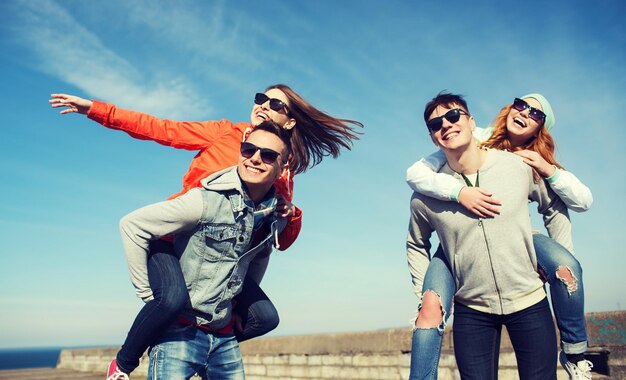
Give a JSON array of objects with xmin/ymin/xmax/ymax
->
[
  {"xmin": 533, "ymin": 233, "xmax": 587, "ymax": 354},
  {"xmin": 409, "ymin": 234, "xmax": 587, "ymax": 379},
  {"xmin": 409, "ymin": 246, "xmax": 455, "ymax": 380}
]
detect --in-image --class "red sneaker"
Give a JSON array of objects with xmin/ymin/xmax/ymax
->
[{"xmin": 106, "ymin": 359, "xmax": 129, "ymax": 380}]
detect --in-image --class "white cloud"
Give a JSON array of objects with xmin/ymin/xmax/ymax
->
[{"xmin": 5, "ymin": 0, "xmax": 211, "ymax": 119}]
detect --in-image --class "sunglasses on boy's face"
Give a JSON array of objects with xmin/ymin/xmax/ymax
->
[
  {"xmin": 512, "ymin": 98, "xmax": 546, "ymax": 124},
  {"xmin": 240, "ymin": 142, "xmax": 281, "ymax": 164},
  {"xmin": 426, "ymin": 108, "xmax": 469, "ymax": 132},
  {"xmin": 254, "ymin": 93, "xmax": 289, "ymax": 113}
]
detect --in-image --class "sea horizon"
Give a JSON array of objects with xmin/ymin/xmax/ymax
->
[
  {"xmin": 0, "ymin": 345, "xmax": 116, "ymax": 371},
  {"xmin": 0, "ymin": 347, "xmax": 61, "ymax": 370}
]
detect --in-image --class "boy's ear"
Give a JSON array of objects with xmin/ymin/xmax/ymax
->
[{"xmin": 281, "ymin": 161, "xmax": 289, "ymax": 175}]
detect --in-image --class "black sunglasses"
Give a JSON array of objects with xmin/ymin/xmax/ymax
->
[
  {"xmin": 240, "ymin": 142, "xmax": 281, "ymax": 164},
  {"xmin": 254, "ymin": 93, "xmax": 288, "ymax": 113},
  {"xmin": 426, "ymin": 108, "xmax": 468, "ymax": 132},
  {"xmin": 512, "ymin": 98, "xmax": 546, "ymax": 124}
]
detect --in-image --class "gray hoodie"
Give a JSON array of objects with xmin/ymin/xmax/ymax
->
[{"xmin": 407, "ymin": 149, "xmax": 572, "ymax": 315}]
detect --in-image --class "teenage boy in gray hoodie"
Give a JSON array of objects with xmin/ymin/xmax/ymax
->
[
  {"xmin": 407, "ymin": 92, "xmax": 571, "ymax": 379},
  {"xmin": 116, "ymin": 120, "xmax": 290, "ymax": 380}
]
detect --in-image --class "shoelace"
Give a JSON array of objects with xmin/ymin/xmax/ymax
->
[
  {"xmin": 577, "ymin": 359, "xmax": 593, "ymax": 376},
  {"xmin": 272, "ymin": 219, "xmax": 280, "ymax": 249},
  {"xmin": 107, "ymin": 370, "xmax": 129, "ymax": 380}
]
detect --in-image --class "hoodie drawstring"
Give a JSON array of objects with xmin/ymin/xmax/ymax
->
[{"xmin": 272, "ymin": 220, "xmax": 280, "ymax": 249}]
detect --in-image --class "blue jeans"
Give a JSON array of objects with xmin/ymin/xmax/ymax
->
[
  {"xmin": 408, "ymin": 235, "xmax": 587, "ymax": 378},
  {"xmin": 148, "ymin": 322, "xmax": 244, "ymax": 380},
  {"xmin": 117, "ymin": 241, "xmax": 189, "ymax": 373},
  {"xmin": 409, "ymin": 245, "xmax": 455, "ymax": 380},
  {"xmin": 234, "ymin": 274, "xmax": 280, "ymax": 342},
  {"xmin": 453, "ymin": 298, "xmax": 557, "ymax": 380},
  {"xmin": 116, "ymin": 240, "xmax": 279, "ymax": 373},
  {"xmin": 533, "ymin": 233, "xmax": 587, "ymax": 354}
]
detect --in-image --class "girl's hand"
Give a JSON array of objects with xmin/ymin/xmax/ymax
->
[
  {"xmin": 49, "ymin": 93, "xmax": 93, "ymax": 115},
  {"xmin": 458, "ymin": 187, "xmax": 502, "ymax": 218},
  {"xmin": 514, "ymin": 150, "xmax": 556, "ymax": 178},
  {"xmin": 275, "ymin": 194, "xmax": 296, "ymax": 218}
]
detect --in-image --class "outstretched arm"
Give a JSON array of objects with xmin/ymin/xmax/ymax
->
[
  {"xmin": 49, "ymin": 93, "xmax": 92, "ymax": 114},
  {"xmin": 49, "ymin": 93, "xmax": 228, "ymax": 150}
]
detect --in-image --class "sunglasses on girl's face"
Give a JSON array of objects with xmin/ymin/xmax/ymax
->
[
  {"xmin": 512, "ymin": 98, "xmax": 546, "ymax": 124},
  {"xmin": 254, "ymin": 93, "xmax": 289, "ymax": 113},
  {"xmin": 426, "ymin": 108, "xmax": 468, "ymax": 132},
  {"xmin": 240, "ymin": 142, "xmax": 281, "ymax": 164}
]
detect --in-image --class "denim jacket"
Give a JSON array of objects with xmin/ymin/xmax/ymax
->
[{"xmin": 173, "ymin": 167, "xmax": 279, "ymax": 329}]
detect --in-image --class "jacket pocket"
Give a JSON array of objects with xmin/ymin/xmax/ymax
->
[{"xmin": 202, "ymin": 224, "xmax": 241, "ymax": 262}]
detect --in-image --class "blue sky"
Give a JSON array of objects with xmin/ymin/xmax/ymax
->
[{"xmin": 0, "ymin": 0, "xmax": 624, "ymax": 348}]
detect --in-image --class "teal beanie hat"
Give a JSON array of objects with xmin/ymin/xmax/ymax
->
[{"xmin": 520, "ymin": 93, "xmax": 555, "ymax": 132}]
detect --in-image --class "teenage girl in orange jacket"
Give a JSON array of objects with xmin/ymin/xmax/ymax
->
[{"xmin": 50, "ymin": 84, "xmax": 363, "ymax": 377}]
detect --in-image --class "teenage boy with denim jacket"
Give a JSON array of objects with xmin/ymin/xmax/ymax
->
[
  {"xmin": 118, "ymin": 120, "xmax": 290, "ymax": 379},
  {"xmin": 407, "ymin": 92, "xmax": 572, "ymax": 379}
]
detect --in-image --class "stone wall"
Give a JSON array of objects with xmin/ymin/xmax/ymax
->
[{"xmin": 56, "ymin": 311, "xmax": 626, "ymax": 379}]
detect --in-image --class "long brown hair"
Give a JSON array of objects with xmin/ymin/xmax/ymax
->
[
  {"xmin": 266, "ymin": 84, "xmax": 363, "ymax": 174},
  {"xmin": 482, "ymin": 104, "xmax": 563, "ymax": 181}
]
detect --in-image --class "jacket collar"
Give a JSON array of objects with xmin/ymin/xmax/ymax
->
[{"xmin": 200, "ymin": 166, "xmax": 277, "ymax": 213}]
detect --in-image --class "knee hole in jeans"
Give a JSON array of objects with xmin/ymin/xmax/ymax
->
[
  {"xmin": 416, "ymin": 291, "xmax": 445, "ymax": 329},
  {"xmin": 555, "ymin": 265, "xmax": 579, "ymax": 294}
]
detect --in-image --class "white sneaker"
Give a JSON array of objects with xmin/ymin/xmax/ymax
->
[{"xmin": 559, "ymin": 351, "xmax": 593, "ymax": 380}]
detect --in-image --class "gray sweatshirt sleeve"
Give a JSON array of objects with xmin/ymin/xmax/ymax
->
[
  {"xmin": 119, "ymin": 188, "xmax": 204, "ymax": 301},
  {"xmin": 406, "ymin": 193, "xmax": 434, "ymax": 299},
  {"xmin": 529, "ymin": 178, "xmax": 574, "ymax": 253}
]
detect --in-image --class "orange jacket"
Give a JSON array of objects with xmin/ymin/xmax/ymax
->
[{"xmin": 88, "ymin": 100, "xmax": 301, "ymax": 250}]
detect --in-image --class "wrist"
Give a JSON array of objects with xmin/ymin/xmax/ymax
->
[
  {"xmin": 544, "ymin": 165, "xmax": 561, "ymax": 183},
  {"xmin": 451, "ymin": 184, "xmax": 465, "ymax": 203}
]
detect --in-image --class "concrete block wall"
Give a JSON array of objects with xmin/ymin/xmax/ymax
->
[
  {"xmin": 56, "ymin": 311, "xmax": 625, "ymax": 379},
  {"xmin": 57, "ymin": 347, "xmax": 151, "ymax": 377}
]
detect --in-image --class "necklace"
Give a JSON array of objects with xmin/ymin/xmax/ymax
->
[{"xmin": 460, "ymin": 171, "xmax": 479, "ymax": 187}]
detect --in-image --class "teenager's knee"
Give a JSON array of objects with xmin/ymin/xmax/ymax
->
[
  {"xmin": 415, "ymin": 291, "xmax": 446, "ymax": 329},
  {"xmin": 154, "ymin": 283, "xmax": 188, "ymax": 314},
  {"xmin": 250, "ymin": 300, "xmax": 280, "ymax": 332},
  {"xmin": 237, "ymin": 301, "xmax": 280, "ymax": 342},
  {"xmin": 555, "ymin": 265, "xmax": 580, "ymax": 295}
]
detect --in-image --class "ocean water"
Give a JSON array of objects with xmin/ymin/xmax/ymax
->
[{"xmin": 0, "ymin": 347, "xmax": 61, "ymax": 370}]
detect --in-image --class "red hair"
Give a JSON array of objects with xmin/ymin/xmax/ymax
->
[{"xmin": 482, "ymin": 104, "xmax": 563, "ymax": 181}]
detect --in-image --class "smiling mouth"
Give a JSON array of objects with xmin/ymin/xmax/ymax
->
[
  {"xmin": 245, "ymin": 164, "xmax": 264, "ymax": 174},
  {"xmin": 255, "ymin": 111, "xmax": 269, "ymax": 121},
  {"xmin": 442, "ymin": 131, "xmax": 459, "ymax": 141},
  {"xmin": 514, "ymin": 118, "xmax": 526, "ymax": 128}
]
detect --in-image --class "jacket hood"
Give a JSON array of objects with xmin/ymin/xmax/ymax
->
[
  {"xmin": 200, "ymin": 166, "xmax": 243, "ymax": 193},
  {"xmin": 200, "ymin": 166, "xmax": 277, "ymax": 202}
]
